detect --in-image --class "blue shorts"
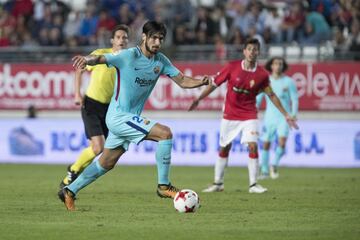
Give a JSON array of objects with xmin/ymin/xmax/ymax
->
[
  {"xmin": 104, "ymin": 112, "xmax": 157, "ymax": 151},
  {"xmin": 261, "ymin": 118, "xmax": 289, "ymax": 142}
]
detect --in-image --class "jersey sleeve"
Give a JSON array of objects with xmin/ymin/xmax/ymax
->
[
  {"xmin": 261, "ymin": 73, "xmax": 270, "ymax": 90},
  {"xmin": 104, "ymin": 49, "xmax": 133, "ymax": 69},
  {"xmin": 213, "ymin": 63, "xmax": 230, "ymax": 86},
  {"xmin": 160, "ymin": 54, "xmax": 180, "ymax": 77},
  {"xmin": 288, "ymin": 77, "xmax": 299, "ymax": 117},
  {"xmin": 256, "ymin": 92, "xmax": 265, "ymax": 109}
]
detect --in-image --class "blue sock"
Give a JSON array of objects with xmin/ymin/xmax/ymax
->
[
  {"xmin": 273, "ymin": 146, "xmax": 285, "ymax": 167},
  {"xmin": 156, "ymin": 139, "xmax": 172, "ymax": 185},
  {"xmin": 66, "ymin": 157, "xmax": 107, "ymax": 195},
  {"xmin": 261, "ymin": 149, "xmax": 270, "ymax": 174}
]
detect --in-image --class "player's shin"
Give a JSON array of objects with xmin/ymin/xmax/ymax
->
[
  {"xmin": 260, "ymin": 149, "xmax": 270, "ymax": 175},
  {"xmin": 273, "ymin": 146, "xmax": 285, "ymax": 167},
  {"xmin": 214, "ymin": 150, "xmax": 229, "ymax": 184},
  {"xmin": 155, "ymin": 139, "xmax": 172, "ymax": 184},
  {"xmin": 66, "ymin": 155, "xmax": 108, "ymax": 195},
  {"xmin": 248, "ymin": 151, "xmax": 259, "ymax": 186}
]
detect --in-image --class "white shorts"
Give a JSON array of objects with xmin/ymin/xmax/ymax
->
[{"xmin": 219, "ymin": 119, "xmax": 259, "ymax": 147}]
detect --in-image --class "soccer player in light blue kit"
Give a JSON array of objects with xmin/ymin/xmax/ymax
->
[
  {"xmin": 59, "ymin": 21, "xmax": 209, "ymax": 211},
  {"xmin": 256, "ymin": 57, "xmax": 298, "ymax": 179}
]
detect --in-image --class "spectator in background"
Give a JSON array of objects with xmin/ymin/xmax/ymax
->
[
  {"xmin": 38, "ymin": 28, "xmax": 49, "ymax": 46},
  {"xmin": 78, "ymin": 4, "xmax": 99, "ymax": 45},
  {"xmin": 231, "ymin": 2, "xmax": 251, "ymax": 38},
  {"xmin": 309, "ymin": 0, "xmax": 333, "ymax": 24},
  {"xmin": 114, "ymin": 3, "xmax": 134, "ymax": 26},
  {"xmin": 229, "ymin": 28, "xmax": 245, "ymax": 50},
  {"xmin": 172, "ymin": 0, "xmax": 193, "ymax": 25},
  {"xmin": 281, "ymin": 2, "xmax": 305, "ymax": 43},
  {"xmin": 0, "ymin": 8, "xmax": 16, "ymax": 47},
  {"xmin": 264, "ymin": 5, "xmax": 282, "ymax": 43},
  {"xmin": 347, "ymin": 20, "xmax": 360, "ymax": 60},
  {"xmin": 246, "ymin": 1, "xmax": 266, "ymax": 37},
  {"xmin": 173, "ymin": 24, "xmax": 194, "ymax": 45},
  {"xmin": 195, "ymin": 6, "xmax": 216, "ymax": 44},
  {"xmin": 97, "ymin": 9, "xmax": 116, "ymax": 34},
  {"xmin": 100, "ymin": 0, "xmax": 124, "ymax": 18},
  {"xmin": 48, "ymin": 27, "xmax": 63, "ymax": 46},
  {"xmin": 129, "ymin": 10, "xmax": 147, "ymax": 43},
  {"xmin": 332, "ymin": 26, "xmax": 348, "ymax": 59},
  {"xmin": 301, "ymin": 7, "xmax": 331, "ymax": 44},
  {"xmin": 21, "ymin": 31, "xmax": 39, "ymax": 50},
  {"xmin": 10, "ymin": 0, "xmax": 33, "ymax": 20},
  {"xmin": 63, "ymin": 11, "xmax": 81, "ymax": 41},
  {"xmin": 328, "ymin": 2, "xmax": 351, "ymax": 30},
  {"xmin": 212, "ymin": 6, "xmax": 233, "ymax": 41}
]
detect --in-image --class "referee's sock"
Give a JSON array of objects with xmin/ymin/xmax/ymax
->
[{"xmin": 71, "ymin": 146, "xmax": 96, "ymax": 173}]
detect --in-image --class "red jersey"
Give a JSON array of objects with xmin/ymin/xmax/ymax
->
[{"xmin": 214, "ymin": 60, "xmax": 269, "ymax": 120}]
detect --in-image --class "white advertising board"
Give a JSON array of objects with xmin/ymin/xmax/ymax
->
[{"xmin": 0, "ymin": 119, "xmax": 359, "ymax": 167}]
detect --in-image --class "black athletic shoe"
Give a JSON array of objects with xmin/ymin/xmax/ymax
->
[{"xmin": 58, "ymin": 165, "xmax": 79, "ymax": 189}]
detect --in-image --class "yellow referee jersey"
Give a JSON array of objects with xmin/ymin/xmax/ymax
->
[{"xmin": 85, "ymin": 48, "xmax": 115, "ymax": 104}]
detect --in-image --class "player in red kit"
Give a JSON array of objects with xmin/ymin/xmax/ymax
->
[{"xmin": 189, "ymin": 38, "xmax": 298, "ymax": 193}]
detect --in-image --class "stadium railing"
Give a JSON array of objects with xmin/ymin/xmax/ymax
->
[{"xmin": 0, "ymin": 43, "xmax": 357, "ymax": 63}]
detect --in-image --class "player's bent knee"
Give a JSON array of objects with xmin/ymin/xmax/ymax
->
[
  {"xmin": 263, "ymin": 142, "xmax": 271, "ymax": 150},
  {"xmin": 100, "ymin": 156, "xmax": 118, "ymax": 170},
  {"xmin": 249, "ymin": 151, "xmax": 259, "ymax": 159},
  {"xmin": 219, "ymin": 148, "xmax": 230, "ymax": 158},
  {"xmin": 248, "ymin": 143, "xmax": 258, "ymax": 158},
  {"xmin": 92, "ymin": 144, "xmax": 104, "ymax": 155},
  {"xmin": 160, "ymin": 126, "xmax": 172, "ymax": 140}
]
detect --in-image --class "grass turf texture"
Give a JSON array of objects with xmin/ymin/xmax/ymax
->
[{"xmin": 0, "ymin": 164, "xmax": 359, "ymax": 240}]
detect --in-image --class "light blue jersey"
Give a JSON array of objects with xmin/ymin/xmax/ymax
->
[
  {"xmin": 103, "ymin": 46, "xmax": 180, "ymax": 150},
  {"xmin": 105, "ymin": 46, "xmax": 180, "ymax": 116},
  {"xmin": 257, "ymin": 75, "xmax": 298, "ymax": 139}
]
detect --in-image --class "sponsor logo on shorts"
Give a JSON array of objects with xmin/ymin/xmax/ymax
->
[{"xmin": 143, "ymin": 119, "xmax": 150, "ymax": 125}]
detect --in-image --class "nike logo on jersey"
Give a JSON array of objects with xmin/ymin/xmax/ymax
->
[{"xmin": 134, "ymin": 67, "xmax": 142, "ymax": 70}]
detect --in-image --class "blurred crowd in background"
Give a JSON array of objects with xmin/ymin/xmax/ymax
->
[{"xmin": 0, "ymin": 0, "xmax": 359, "ymax": 56}]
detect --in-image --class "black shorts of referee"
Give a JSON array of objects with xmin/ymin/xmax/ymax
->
[{"xmin": 81, "ymin": 95, "xmax": 109, "ymax": 139}]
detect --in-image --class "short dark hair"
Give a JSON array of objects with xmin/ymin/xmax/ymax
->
[
  {"xmin": 111, "ymin": 24, "xmax": 129, "ymax": 38},
  {"xmin": 142, "ymin": 21, "xmax": 167, "ymax": 38},
  {"xmin": 243, "ymin": 38, "xmax": 260, "ymax": 49},
  {"xmin": 265, "ymin": 57, "xmax": 289, "ymax": 73}
]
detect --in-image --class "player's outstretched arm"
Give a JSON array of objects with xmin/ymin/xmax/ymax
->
[
  {"xmin": 264, "ymin": 86, "xmax": 299, "ymax": 129},
  {"xmin": 171, "ymin": 73, "xmax": 209, "ymax": 89},
  {"xmin": 188, "ymin": 82, "xmax": 217, "ymax": 111},
  {"xmin": 72, "ymin": 55, "xmax": 107, "ymax": 69},
  {"xmin": 74, "ymin": 68, "xmax": 86, "ymax": 106}
]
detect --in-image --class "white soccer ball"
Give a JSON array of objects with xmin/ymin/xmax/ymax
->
[{"xmin": 173, "ymin": 189, "xmax": 200, "ymax": 213}]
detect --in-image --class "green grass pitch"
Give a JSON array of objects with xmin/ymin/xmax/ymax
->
[{"xmin": 0, "ymin": 164, "xmax": 359, "ymax": 240}]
